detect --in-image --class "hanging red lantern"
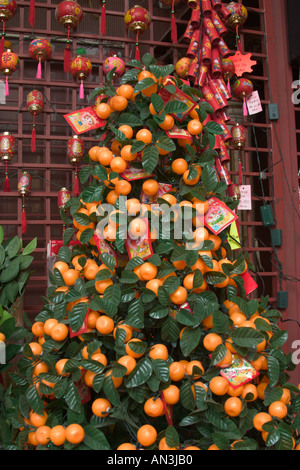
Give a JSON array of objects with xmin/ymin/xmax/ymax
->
[
  {"xmin": 67, "ymin": 135, "xmax": 84, "ymax": 197},
  {"xmin": 103, "ymin": 55, "xmax": 125, "ymax": 78},
  {"xmin": 225, "ymin": 2, "xmax": 248, "ymax": 53},
  {"xmin": 55, "ymin": 0, "xmax": 84, "ymax": 73},
  {"xmin": 0, "ymin": 131, "xmax": 15, "ymax": 192},
  {"xmin": 26, "ymin": 90, "xmax": 44, "ymax": 153},
  {"xmin": 0, "ymin": 0, "xmax": 17, "ymax": 63},
  {"xmin": 58, "ymin": 187, "xmax": 71, "ymax": 211},
  {"xmin": 124, "ymin": 6, "xmax": 151, "ymax": 61},
  {"xmin": 29, "ymin": 38, "xmax": 52, "ymax": 80},
  {"xmin": 0, "ymin": 46, "xmax": 19, "ymax": 96},
  {"xmin": 228, "ymin": 182, "xmax": 241, "ymax": 201},
  {"xmin": 70, "ymin": 55, "xmax": 92, "ymax": 100},
  {"xmin": 18, "ymin": 171, "xmax": 32, "ymax": 235},
  {"xmin": 232, "ymin": 77, "xmax": 254, "ymax": 117},
  {"xmin": 221, "ymin": 57, "xmax": 235, "ymax": 94}
]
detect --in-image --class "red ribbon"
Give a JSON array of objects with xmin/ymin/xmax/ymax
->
[
  {"xmin": 171, "ymin": 0, "xmax": 177, "ymax": 44},
  {"xmin": 4, "ymin": 162, "xmax": 11, "ymax": 192},
  {"xmin": 74, "ymin": 163, "xmax": 80, "ymax": 197},
  {"xmin": 31, "ymin": 115, "xmax": 36, "ymax": 153},
  {"xmin": 21, "ymin": 196, "xmax": 27, "ymax": 235},
  {"xmin": 29, "ymin": 0, "xmax": 35, "ymax": 27},
  {"xmin": 101, "ymin": 0, "xmax": 106, "ymax": 36},
  {"xmin": 160, "ymin": 392, "xmax": 173, "ymax": 426}
]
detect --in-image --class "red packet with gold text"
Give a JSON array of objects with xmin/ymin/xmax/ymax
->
[
  {"xmin": 204, "ymin": 197, "xmax": 238, "ymax": 235},
  {"xmin": 120, "ymin": 165, "xmax": 154, "ymax": 181},
  {"xmin": 64, "ymin": 106, "xmax": 106, "ymax": 135},
  {"xmin": 125, "ymin": 218, "xmax": 153, "ymax": 261},
  {"xmin": 159, "ymin": 78, "xmax": 197, "ymax": 122},
  {"xmin": 166, "ymin": 125, "xmax": 192, "ymax": 140},
  {"xmin": 220, "ymin": 355, "xmax": 260, "ymax": 389}
]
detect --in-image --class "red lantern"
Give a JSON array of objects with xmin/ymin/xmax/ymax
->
[
  {"xmin": 228, "ymin": 182, "xmax": 241, "ymax": 201},
  {"xmin": 221, "ymin": 57, "xmax": 235, "ymax": 94},
  {"xmin": 124, "ymin": 6, "xmax": 151, "ymax": 60},
  {"xmin": 29, "ymin": 38, "xmax": 52, "ymax": 80},
  {"xmin": 225, "ymin": 2, "xmax": 248, "ymax": 52},
  {"xmin": 58, "ymin": 187, "xmax": 71, "ymax": 211},
  {"xmin": 0, "ymin": 0, "xmax": 17, "ymax": 62},
  {"xmin": 18, "ymin": 171, "xmax": 32, "ymax": 235},
  {"xmin": 67, "ymin": 135, "xmax": 84, "ymax": 197},
  {"xmin": 103, "ymin": 55, "xmax": 125, "ymax": 78},
  {"xmin": 232, "ymin": 77, "xmax": 254, "ymax": 117},
  {"xmin": 0, "ymin": 131, "xmax": 15, "ymax": 191},
  {"xmin": 0, "ymin": 47, "xmax": 19, "ymax": 96},
  {"xmin": 27, "ymin": 90, "xmax": 44, "ymax": 153},
  {"xmin": 70, "ymin": 55, "xmax": 92, "ymax": 100},
  {"xmin": 55, "ymin": 0, "xmax": 84, "ymax": 73},
  {"xmin": 175, "ymin": 57, "xmax": 191, "ymax": 79}
]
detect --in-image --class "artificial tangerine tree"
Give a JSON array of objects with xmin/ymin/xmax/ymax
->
[{"xmin": 4, "ymin": 54, "xmax": 300, "ymax": 451}]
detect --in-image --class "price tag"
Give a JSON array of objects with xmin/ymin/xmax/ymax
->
[
  {"xmin": 238, "ymin": 185, "xmax": 252, "ymax": 211},
  {"xmin": 246, "ymin": 90, "xmax": 263, "ymax": 115}
]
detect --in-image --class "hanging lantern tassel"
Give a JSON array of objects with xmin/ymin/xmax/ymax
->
[
  {"xmin": 4, "ymin": 162, "xmax": 11, "ymax": 192},
  {"xmin": 243, "ymin": 95, "xmax": 248, "ymax": 117},
  {"xmin": 101, "ymin": 0, "xmax": 106, "ymax": 36},
  {"xmin": 29, "ymin": 0, "xmax": 35, "ymax": 28},
  {"xmin": 36, "ymin": 57, "xmax": 42, "ymax": 79},
  {"xmin": 135, "ymin": 32, "xmax": 140, "ymax": 61},
  {"xmin": 64, "ymin": 28, "xmax": 71, "ymax": 73},
  {"xmin": 171, "ymin": 0, "xmax": 177, "ymax": 44},
  {"xmin": 22, "ymin": 196, "xmax": 27, "ymax": 234},
  {"xmin": 79, "ymin": 79, "xmax": 84, "ymax": 100},
  {"xmin": 5, "ymin": 76, "xmax": 9, "ymax": 96},
  {"xmin": 31, "ymin": 115, "xmax": 36, "ymax": 153},
  {"xmin": 74, "ymin": 163, "xmax": 80, "ymax": 197},
  {"xmin": 0, "ymin": 22, "xmax": 5, "ymax": 63}
]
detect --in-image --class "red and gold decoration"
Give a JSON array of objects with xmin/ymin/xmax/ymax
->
[
  {"xmin": 103, "ymin": 55, "xmax": 125, "ymax": 78},
  {"xmin": 232, "ymin": 122, "xmax": 247, "ymax": 186},
  {"xmin": 221, "ymin": 57, "xmax": 235, "ymax": 94},
  {"xmin": 70, "ymin": 54, "xmax": 92, "ymax": 100},
  {"xmin": 0, "ymin": 0, "xmax": 17, "ymax": 62},
  {"xmin": 0, "ymin": 131, "xmax": 15, "ymax": 191},
  {"xmin": 175, "ymin": 57, "xmax": 191, "ymax": 79},
  {"xmin": 232, "ymin": 77, "xmax": 254, "ymax": 117},
  {"xmin": 58, "ymin": 187, "xmax": 71, "ymax": 211},
  {"xmin": 29, "ymin": 38, "xmax": 52, "ymax": 80},
  {"xmin": 67, "ymin": 134, "xmax": 84, "ymax": 197},
  {"xmin": 0, "ymin": 46, "xmax": 19, "ymax": 96},
  {"xmin": 26, "ymin": 90, "xmax": 44, "ymax": 153},
  {"xmin": 18, "ymin": 171, "xmax": 32, "ymax": 235},
  {"xmin": 124, "ymin": 6, "xmax": 151, "ymax": 60},
  {"xmin": 55, "ymin": 0, "xmax": 84, "ymax": 73}
]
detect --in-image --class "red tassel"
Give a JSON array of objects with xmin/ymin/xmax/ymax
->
[
  {"xmin": 5, "ymin": 76, "xmax": 9, "ymax": 96},
  {"xmin": 243, "ymin": 96, "xmax": 248, "ymax": 117},
  {"xmin": 4, "ymin": 174, "xmax": 11, "ymax": 192},
  {"xmin": 101, "ymin": 0, "xmax": 106, "ymax": 36},
  {"xmin": 171, "ymin": 1, "xmax": 177, "ymax": 44},
  {"xmin": 79, "ymin": 80, "xmax": 84, "ymax": 100},
  {"xmin": 74, "ymin": 165, "xmax": 80, "ymax": 197},
  {"xmin": 29, "ymin": 0, "xmax": 35, "ymax": 27},
  {"xmin": 21, "ymin": 207, "xmax": 27, "ymax": 234},
  {"xmin": 64, "ymin": 29, "xmax": 71, "ymax": 73},
  {"xmin": 36, "ymin": 59, "xmax": 42, "ymax": 79},
  {"xmin": 31, "ymin": 116, "xmax": 36, "ymax": 153},
  {"xmin": 135, "ymin": 33, "xmax": 140, "ymax": 61}
]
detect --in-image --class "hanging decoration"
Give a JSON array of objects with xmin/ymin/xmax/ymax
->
[
  {"xmin": 18, "ymin": 171, "xmax": 32, "ymax": 235},
  {"xmin": 159, "ymin": 0, "xmax": 183, "ymax": 44},
  {"xmin": 58, "ymin": 187, "xmax": 71, "ymax": 211},
  {"xmin": 0, "ymin": 131, "xmax": 15, "ymax": 192},
  {"xmin": 26, "ymin": 90, "xmax": 44, "ymax": 153},
  {"xmin": 0, "ymin": 46, "xmax": 19, "ymax": 96},
  {"xmin": 124, "ymin": 6, "xmax": 151, "ymax": 61},
  {"xmin": 231, "ymin": 122, "xmax": 247, "ymax": 186},
  {"xmin": 232, "ymin": 77, "xmax": 254, "ymax": 117},
  {"xmin": 175, "ymin": 57, "xmax": 191, "ymax": 79},
  {"xmin": 103, "ymin": 55, "xmax": 125, "ymax": 79},
  {"xmin": 70, "ymin": 53, "xmax": 92, "ymax": 100},
  {"xmin": 0, "ymin": 0, "xmax": 17, "ymax": 63},
  {"xmin": 221, "ymin": 57, "xmax": 235, "ymax": 95},
  {"xmin": 100, "ymin": 0, "xmax": 106, "ymax": 36},
  {"xmin": 55, "ymin": 0, "xmax": 84, "ymax": 73},
  {"xmin": 67, "ymin": 134, "xmax": 84, "ymax": 197},
  {"xmin": 29, "ymin": 38, "xmax": 52, "ymax": 80}
]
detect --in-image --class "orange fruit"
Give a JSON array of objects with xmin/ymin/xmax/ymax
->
[
  {"xmin": 117, "ymin": 355, "xmax": 137, "ymax": 375},
  {"xmin": 62, "ymin": 269, "xmax": 79, "ymax": 287},
  {"xmin": 98, "ymin": 148, "xmax": 113, "ymax": 166},
  {"xmin": 227, "ymin": 384, "xmax": 244, "ymax": 397},
  {"xmin": 121, "ymin": 144, "xmax": 138, "ymax": 162},
  {"xmin": 53, "ymin": 261, "xmax": 69, "ymax": 275},
  {"xmin": 114, "ymin": 179, "xmax": 132, "ymax": 196},
  {"xmin": 96, "ymin": 315, "xmax": 114, "ymax": 335},
  {"xmin": 110, "ymin": 156, "xmax": 127, "ymax": 174},
  {"xmin": 50, "ymin": 426, "xmax": 66, "ymax": 447},
  {"xmin": 35, "ymin": 425, "xmax": 51, "ymax": 445},
  {"xmin": 241, "ymin": 384, "xmax": 258, "ymax": 402},
  {"xmin": 105, "ymin": 370, "xmax": 123, "ymax": 388},
  {"xmin": 33, "ymin": 361, "xmax": 49, "ymax": 376},
  {"xmin": 136, "ymin": 128, "xmax": 153, "ymax": 144},
  {"xmin": 145, "ymin": 278, "xmax": 163, "ymax": 296},
  {"xmin": 209, "ymin": 376, "xmax": 229, "ymax": 396},
  {"xmin": 171, "ymin": 158, "xmax": 188, "ymax": 175},
  {"xmin": 137, "ymin": 425, "xmax": 157, "ymax": 447},
  {"xmin": 28, "ymin": 342, "xmax": 43, "ymax": 357},
  {"xmin": 50, "ymin": 323, "xmax": 69, "ymax": 342},
  {"xmin": 142, "ymin": 179, "xmax": 159, "ymax": 196},
  {"xmin": 125, "ymin": 338, "xmax": 145, "ymax": 359},
  {"xmin": 224, "ymin": 397, "xmax": 243, "ymax": 417},
  {"xmin": 208, "ymin": 444, "xmax": 220, "ymax": 450},
  {"xmin": 149, "ymin": 343, "xmax": 168, "ymax": 361},
  {"xmin": 92, "ymin": 398, "xmax": 111, "ymax": 417},
  {"xmin": 65, "ymin": 424, "xmax": 85, "ymax": 445},
  {"xmin": 126, "ymin": 198, "xmax": 141, "ymax": 216},
  {"xmin": 113, "ymin": 324, "xmax": 133, "ymax": 343},
  {"xmin": 55, "ymin": 358, "xmax": 69, "ymax": 376},
  {"xmin": 187, "ymin": 119, "xmax": 203, "ymax": 135},
  {"xmin": 144, "ymin": 397, "xmax": 164, "ymax": 417},
  {"xmin": 169, "ymin": 361, "xmax": 186, "ymax": 382},
  {"xmin": 84, "ymin": 370, "xmax": 96, "ymax": 387},
  {"xmin": 111, "ymin": 140, "xmax": 122, "ymax": 155},
  {"xmin": 186, "ymin": 360, "xmax": 204, "ymax": 378},
  {"xmin": 28, "ymin": 431, "xmax": 39, "ymax": 446},
  {"xmin": 162, "ymin": 385, "xmax": 180, "ymax": 405},
  {"xmin": 160, "ymin": 193, "xmax": 177, "ymax": 206},
  {"xmin": 203, "ymin": 333, "xmax": 223, "ymax": 352},
  {"xmin": 128, "ymin": 218, "xmax": 148, "ymax": 239},
  {"xmin": 253, "ymin": 412, "xmax": 272, "ymax": 432},
  {"xmin": 140, "ymin": 262, "xmax": 158, "ymax": 281},
  {"xmin": 159, "ymin": 437, "xmax": 179, "ymax": 450},
  {"xmin": 109, "ymin": 95, "xmax": 128, "ymax": 112},
  {"xmin": 29, "ymin": 410, "xmax": 48, "ymax": 428},
  {"xmin": 231, "ymin": 312, "xmax": 247, "ymax": 327},
  {"xmin": 91, "ymin": 353, "xmax": 108, "ymax": 366},
  {"xmin": 268, "ymin": 401, "xmax": 288, "ymax": 419},
  {"xmin": 95, "ymin": 102, "xmax": 111, "ymax": 119},
  {"xmin": 117, "ymin": 443, "xmax": 137, "ymax": 450},
  {"xmin": 170, "ymin": 286, "xmax": 188, "ymax": 305},
  {"xmin": 118, "ymin": 124, "xmax": 134, "ymax": 140},
  {"xmin": 183, "ymin": 168, "xmax": 201, "ymax": 186},
  {"xmin": 216, "ymin": 349, "xmax": 233, "ymax": 368},
  {"xmin": 159, "ymin": 114, "xmax": 175, "ymax": 131},
  {"xmin": 280, "ymin": 388, "xmax": 291, "ymax": 405},
  {"xmin": 116, "ymin": 84, "xmax": 134, "ymax": 100},
  {"xmin": 87, "ymin": 310, "xmax": 101, "ymax": 329}
]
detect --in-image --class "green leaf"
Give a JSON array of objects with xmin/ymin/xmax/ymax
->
[
  {"xmin": 161, "ymin": 316, "xmax": 180, "ymax": 342},
  {"xmin": 205, "ymin": 271, "xmax": 227, "ymax": 286},
  {"xmin": 126, "ymin": 298, "xmax": 144, "ymax": 330},
  {"xmin": 26, "ymin": 385, "xmax": 44, "ymax": 415},
  {"xmin": 103, "ymin": 375, "xmax": 121, "ymax": 406},
  {"xmin": 151, "ymin": 94, "xmax": 165, "ymax": 114},
  {"xmin": 134, "ymin": 77, "xmax": 156, "ymax": 93},
  {"xmin": 83, "ymin": 425, "xmax": 111, "ymax": 450},
  {"xmin": 211, "ymin": 344, "xmax": 227, "ymax": 366},
  {"xmin": 152, "ymin": 359, "xmax": 170, "ymax": 383},
  {"xmin": 156, "ymin": 135, "xmax": 176, "ymax": 152},
  {"xmin": 180, "ymin": 327, "xmax": 201, "ymax": 357},
  {"xmin": 180, "ymin": 380, "xmax": 195, "ymax": 411},
  {"xmin": 267, "ymin": 356, "xmax": 280, "ymax": 387},
  {"xmin": 118, "ymin": 113, "xmax": 144, "ymax": 128},
  {"xmin": 0, "ymin": 258, "xmax": 20, "ymax": 283},
  {"xmin": 81, "ymin": 360, "xmax": 105, "ymax": 375},
  {"xmin": 142, "ymin": 145, "xmax": 159, "ymax": 174},
  {"xmin": 205, "ymin": 121, "xmax": 224, "ymax": 135},
  {"xmin": 165, "ymin": 426, "xmax": 180, "ymax": 449},
  {"xmin": 201, "ymin": 164, "xmax": 219, "ymax": 193},
  {"xmin": 63, "ymin": 228, "xmax": 76, "ymax": 246},
  {"xmin": 231, "ymin": 327, "xmax": 264, "ymax": 348},
  {"xmin": 79, "ymin": 228, "xmax": 94, "ymax": 244},
  {"xmin": 65, "ymin": 380, "xmax": 82, "ymax": 412},
  {"xmin": 126, "ymin": 357, "xmax": 153, "ymax": 388},
  {"xmin": 58, "ymin": 246, "xmax": 71, "ymax": 264},
  {"xmin": 69, "ymin": 301, "xmax": 88, "ymax": 333},
  {"xmin": 22, "ymin": 238, "xmax": 37, "ymax": 256},
  {"xmin": 165, "ymin": 101, "xmax": 188, "ymax": 115},
  {"xmin": 120, "ymin": 270, "xmax": 139, "ymax": 284},
  {"xmin": 7, "ymin": 236, "xmax": 21, "ymax": 259}
]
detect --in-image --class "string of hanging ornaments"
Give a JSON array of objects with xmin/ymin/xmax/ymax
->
[
  {"xmin": 67, "ymin": 134, "xmax": 84, "ymax": 197},
  {"xmin": 0, "ymin": 130, "xmax": 15, "ymax": 192},
  {"xmin": 70, "ymin": 50, "xmax": 92, "ymax": 100},
  {"xmin": 0, "ymin": 0, "xmax": 17, "ymax": 63},
  {"xmin": 124, "ymin": 5, "xmax": 152, "ymax": 61},
  {"xmin": 26, "ymin": 90, "xmax": 44, "ymax": 153},
  {"xmin": 28, "ymin": 38, "xmax": 52, "ymax": 80},
  {"xmin": 172, "ymin": 0, "xmax": 256, "ymax": 201}
]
